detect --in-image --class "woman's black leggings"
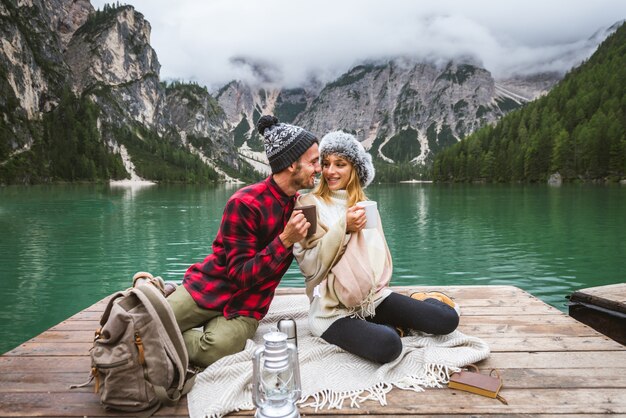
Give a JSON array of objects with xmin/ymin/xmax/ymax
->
[{"xmin": 320, "ymin": 292, "xmax": 459, "ymax": 364}]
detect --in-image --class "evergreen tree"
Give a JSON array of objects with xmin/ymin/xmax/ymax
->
[{"xmin": 433, "ymin": 22, "xmax": 626, "ymax": 183}]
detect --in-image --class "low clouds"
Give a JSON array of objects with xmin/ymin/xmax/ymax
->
[{"xmin": 92, "ymin": 0, "xmax": 626, "ymax": 91}]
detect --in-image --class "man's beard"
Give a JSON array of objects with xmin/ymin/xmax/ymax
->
[{"xmin": 291, "ymin": 162, "xmax": 313, "ymax": 190}]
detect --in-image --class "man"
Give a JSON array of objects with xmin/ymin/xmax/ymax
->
[{"xmin": 167, "ymin": 115, "xmax": 320, "ymax": 367}]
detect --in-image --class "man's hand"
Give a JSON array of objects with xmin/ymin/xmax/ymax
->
[
  {"xmin": 346, "ymin": 206, "xmax": 366, "ymax": 233},
  {"xmin": 279, "ymin": 210, "xmax": 310, "ymax": 247}
]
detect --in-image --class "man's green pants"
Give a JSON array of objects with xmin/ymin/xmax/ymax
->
[{"xmin": 167, "ymin": 285, "xmax": 258, "ymax": 367}]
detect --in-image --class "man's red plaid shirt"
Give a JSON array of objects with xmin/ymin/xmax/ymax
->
[{"xmin": 182, "ymin": 176, "xmax": 296, "ymax": 320}]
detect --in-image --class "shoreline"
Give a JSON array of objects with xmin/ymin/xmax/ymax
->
[
  {"xmin": 109, "ymin": 179, "xmax": 157, "ymax": 187},
  {"xmin": 399, "ymin": 179, "xmax": 434, "ymax": 183}
]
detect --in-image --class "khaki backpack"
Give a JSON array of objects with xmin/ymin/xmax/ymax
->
[{"xmin": 72, "ymin": 283, "xmax": 195, "ymax": 416}]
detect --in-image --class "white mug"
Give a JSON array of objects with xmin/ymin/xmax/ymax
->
[{"xmin": 356, "ymin": 201, "xmax": 378, "ymax": 229}]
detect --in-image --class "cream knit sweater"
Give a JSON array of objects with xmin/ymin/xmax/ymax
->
[{"xmin": 293, "ymin": 191, "xmax": 392, "ymax": 336}]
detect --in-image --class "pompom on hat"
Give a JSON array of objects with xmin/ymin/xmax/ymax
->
[
  {"xmin": 319, "ymin": 131, "xmax": 375, "ymax": 188},
  {"xmin": 257, "ymin": 115, "xmax": 318, "ymax": 173}
]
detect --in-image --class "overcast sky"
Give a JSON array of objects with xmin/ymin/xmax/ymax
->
[{"xmin": 91, "ymin": 0, "xmax": 625, "ymax": 91}]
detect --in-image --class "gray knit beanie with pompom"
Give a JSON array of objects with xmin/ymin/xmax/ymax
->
[
  {"xmin": 256, "ymin": 115, "xmax": 318, "ymax": 173},
  {"xmin": 319, "ymin": 131, "xmax": 375, "ymax": 188}
]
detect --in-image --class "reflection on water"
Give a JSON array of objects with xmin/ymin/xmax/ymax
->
[
  {"xmin": 0, "ymin": 183, "xmax": 624, "ymax": 353},
  {"xmin": 375, "ymin": 184, "xmax": 622, "ymax": 310}
]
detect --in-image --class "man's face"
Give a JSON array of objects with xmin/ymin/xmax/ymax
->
[{"xmin": 291, "ymin": 143, "xmax": 321, "ymax": 190}]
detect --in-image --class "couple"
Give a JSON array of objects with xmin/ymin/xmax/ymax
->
[{"xmin": 166, "ymin": 115, "xmax": 459, "ymax": 368}]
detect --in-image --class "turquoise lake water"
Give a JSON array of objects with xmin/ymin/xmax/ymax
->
[{"xmin": 0, "ymin": 182, "xmax": 624, "ymax": 354}]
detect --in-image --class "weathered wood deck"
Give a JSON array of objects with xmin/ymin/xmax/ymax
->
[
  {"xmin": 1, "ymin": 285, "xmax": 625, "ymax": 417},
  {"xmin": 569, "ymin": 282, "xmax": 626, "ymax": 345}
]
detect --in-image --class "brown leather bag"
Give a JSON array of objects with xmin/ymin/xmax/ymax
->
[{"xmin": 448, "ymin": 364, "xmax": 508, "ymax": 404}]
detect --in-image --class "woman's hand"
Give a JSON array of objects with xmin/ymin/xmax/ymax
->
[{"xmin": 346, "ymin": 206, "xmax": 366, "ymax": 233}]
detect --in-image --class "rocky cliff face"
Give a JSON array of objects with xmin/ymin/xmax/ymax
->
[
  {"xmin": 65, "ymin": 5, "xmax": 165, "ymax": 130},
  {"xmin": 292, "ymin": 60, "xmax": 554, "ymax": 164},
  {"xmin": 67, "ymin": 5, "xmax": 242, "ymax": 178},
  {"xmin": 213, "ymin": 82, "xmax": 319, "ymax": 174},
  {"xmin": 165, "ymin": 83, "xmax": 238, "ymax": 167},
  {"xmin": 44, "ymin": 0, "xmax": 92, "ymax": 48},
  {"xmin": 0, "ymin": 0, "xmax": 92, "ymax": 163},
  {"xmin": 0, "ymin": 0, "xmax": 75, "ymax": 120}
]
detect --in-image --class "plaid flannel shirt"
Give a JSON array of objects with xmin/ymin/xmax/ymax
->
[{"xmin": 182, "ymin": 176, "xmax": 296, "ymax": 320}]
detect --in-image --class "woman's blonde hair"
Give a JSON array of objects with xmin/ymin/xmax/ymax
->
[{"xmin": 313, "ymin": 158, "xmax": 368, "ymax": 207}]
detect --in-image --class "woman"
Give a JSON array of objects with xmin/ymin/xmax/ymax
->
[{"xmin": 294, "ymin": 131, "xmax": 460, "ymax": 364}]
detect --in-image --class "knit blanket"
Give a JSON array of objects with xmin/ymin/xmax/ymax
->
[{"xmin": 187, "ymin": 294, "xmax": 490, "ymax": 418}]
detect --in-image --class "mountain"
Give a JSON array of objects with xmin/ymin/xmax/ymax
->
[
  {"xmin": 295, "ymin": 60, "xmax": 551, "ymax": 165},
  {"xmin": 0, "ymin": 0, "xmax": 91, "ymax": 159},
  {"xmin": 432, "ymin": 22, "xmax": 626, "ymax": 183},
  {"xmin": 0, "ymin": 1, "xmax": 253, "ymax": 184},
  {"xmin": 0, "ymin": 0, "xmax": 617, "ymax": 185},
  {"xmin": 214, "ymin": 81, "xmax": 319, "ymax": 176},
  {"xmin": 212, "ymin": 60, "xmax": 561, "ymax": 181}
]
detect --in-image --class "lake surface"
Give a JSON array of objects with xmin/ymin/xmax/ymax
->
[{"xmin": 1, "ymin": 182, "xmax": 624, "ymax": 354}]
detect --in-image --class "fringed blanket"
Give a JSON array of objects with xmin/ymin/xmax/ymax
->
[{"xmin": 187, "ymin": 294, "xmax": 490, "ymax": 418}]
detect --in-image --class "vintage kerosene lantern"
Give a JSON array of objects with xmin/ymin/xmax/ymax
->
[{"xmin": 252, "ymin": 330, "xmax": 302, "ymax": 418}]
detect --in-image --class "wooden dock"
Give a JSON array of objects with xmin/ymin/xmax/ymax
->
[
  {"xmin": 569, "ymin": 283, "xmax": 626, "ymax": 345},
  {"xmin": 1, "ymin": 285, "xmax": 625, "ymax": 417}
]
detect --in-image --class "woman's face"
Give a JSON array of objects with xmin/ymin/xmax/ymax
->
[{"xmin": 322, "ymin": 154, "xmax": 353, "ymax": 190}]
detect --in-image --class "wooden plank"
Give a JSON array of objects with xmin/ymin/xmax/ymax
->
[
  {"xmin": 570, "ymin": 289, "xmax": 626, "ymax": 314},
  {"xmin": 458, "ymin": 322, "xmax": 600, "ymax": 338},
  {"xmin": 461, "ymin": 314, "xmax": 591, "ymax": 325},
  {"xmin": 13, "ymin": 330, "xmax": 92, "ymax": 344},
  {"xmin": 10, "ymin": 315, "xmax": 598, "ymax": 351},
  {"xmin": 3, "ymin": 367, "xmax": 625, "ymax": 393},
  {"xmin": 2, "ymin": 388, "xmax": 626, "ymax": 416},
  {"xmin": 480, "ymin": 351, "xmax": 626, "ymax": 369},
  {"xmin": 391, "ymin": 284, "xmax": 526, "ymax": 294},
  {"xmin": 77, "ymin": 285, "xmax": 537, "ymax": 309},
  {"xmin": 6, "ymin": 350, "xmax": 624, "ymax": 375},
  {"xmin": 52, "ymin": 313, "xmax": 583, "ymax": 335},
  {"xmin": 569, "ymin": 282, "xmax": 626, "ymax": 345},
  {"xmin": 11, "ymin": 333, "xmax": 621, "ymax": 358},
  {"xmin": 10, "ymin": 335, "xmax": 621, "ymax": 357},
  {"xmin": 0, "ymin": 372, "xmax": 97, "ymax": 393},
  {"xmin": 377, "ymin": 387, "xmax": 626, "ymax": 415},
  {"xmin": 0, "ymin": 356, "xmax": 90, "ymax": 373},
  {"xmin": 74, "ymin": 307, "xmax": 560, "ymax": 331},
  {"xmin": 483, "ymin": 335, "xmax": 624, "ymax": 351},
  {"xmin": 77, "ymin": 286, "xmax": 551, "ymax": 306},
  {"xmin": 234, "ymin": 415, "xmax": 622, "ymax": 418},
  {"xmin": 69, "ymin": 302, "xmax": 562, "ymax": 321},
  {"xmin": 43, "ymin": 321, "xmax": 107, "ymax": 332},
  {"xmin": 7, "ymin": 342, "xmax": 92, "ymax": 356},
  {"xmin": 574, "ymin": 283, "xmax": 626, "ymax": 305},
  {"xmin": 0, "ymin": 392, "xmax": 188, "ymax": 417},
  {"xmin": 67, "ymin": 310, "xmax": 560, "ymax": 331},
  {"xmin": 474, "ymin": 367, "xmax": 626, "ymax": 389}
]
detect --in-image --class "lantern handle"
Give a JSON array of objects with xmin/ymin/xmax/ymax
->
[
  {"xmin": 287, "ymin": 342, "xmax": 302, "ymax": 401},
  {"xmin": 252, "ymin": 345, "xmax": 266, "ymax": 407}
]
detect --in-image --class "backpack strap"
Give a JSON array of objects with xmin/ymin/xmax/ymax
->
[
  {"xmin": 98, "ymin": 291, "xmax": 127, "ymax": 328},
  {"xmin": 152, "ymin": 374, "xmax": 196, "ymax": 406},
  {"xmin": 131, "ymin": 285, "xmax": 190, "ymax": 390}
]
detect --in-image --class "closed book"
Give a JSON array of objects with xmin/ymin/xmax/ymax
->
[{"xmin": 448, "ymin": 370, "xmax": 502, "ymax": 398}]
